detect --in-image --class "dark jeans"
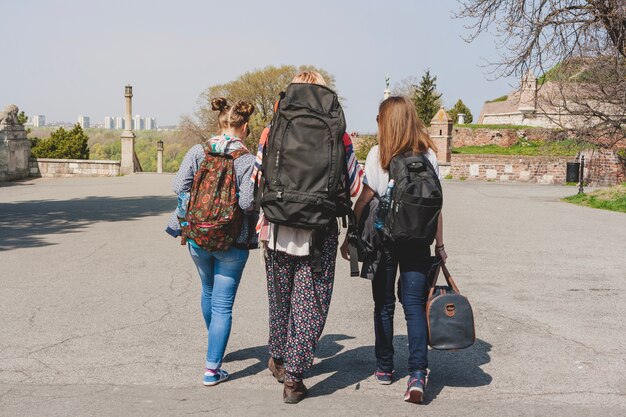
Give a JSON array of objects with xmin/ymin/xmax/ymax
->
[{"xmin": 372, "ymin": 245, "xmax": 431, "ymax": 374}]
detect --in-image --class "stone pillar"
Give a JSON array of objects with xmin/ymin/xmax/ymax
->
[
  {"xmin": 429, "ymin": 106, "xmax": 453, "ymax": 163},
  {"xmin": 157, "ymin": 140, "xmax": 163, "ymax": 173},
  {"xmin": 120, "ymin": 85, "xmax": 136, "ymax": 175},
  {"xmin": 457, "ymin": 113, "xmax": 466, "ymax": 125},
  {"xmin": 0, "ymin": 105, "xmax": 31, "ymax": 182}
]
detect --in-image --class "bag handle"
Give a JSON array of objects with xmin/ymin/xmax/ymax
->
[{"xmin": 428, "ymin": 262, "xmax": 460, "ymax": 298}]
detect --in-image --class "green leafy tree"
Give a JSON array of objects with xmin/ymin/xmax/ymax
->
[
  {"xmin": 31, "ymin": 124, "xmax": 89, "ymax": 159},
  {"xmin": 448, "ymin": 99, "xmax": 473, "ymax": 124},
  {"xmin": 17, "ymin": 111, "xmax": 28, "ymax": 126},
  {"xmin": 412, "ymin": 70, "xmax": 442, "ymax": 126},
  {"xmin": 181, "ymin": 65, "xmax": 337, "ymax": 150}
]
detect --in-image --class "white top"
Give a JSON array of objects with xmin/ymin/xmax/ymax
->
[
  {"xmin": 266, "ymin": 224, "xmax": 312, "ymax": 256},
  {"xmin": 363, "ymin": 145, "xmax": 441, "ymax": 196}
]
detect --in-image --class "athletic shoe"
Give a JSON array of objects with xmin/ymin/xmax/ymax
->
[
  {"xmin": 203, "ymin": 368, "xmax": 229, "ymax": 386},
  {"xmin": 404, "ymin": 370, "xmax": 428, "ymax": 404},
  {"xmin": 374, "ymin": 370, "xmax": 393, "ymax": 385}
]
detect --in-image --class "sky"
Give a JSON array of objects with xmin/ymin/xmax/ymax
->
[{"xmin": 2, "ymin": 0, "xmax": 519, "ymax": 132}]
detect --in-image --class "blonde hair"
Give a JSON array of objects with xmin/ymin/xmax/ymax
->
[
  {"xmin": 377, "ymin": 96, "xmax": 437, "ymax": 170},
  {"xmin": 211, "ymin": 97, "xmax": 255, "ymax": 131},
  {"xmin": 291, "ymin": 70, "xmax": 327, "ymax": 86}
]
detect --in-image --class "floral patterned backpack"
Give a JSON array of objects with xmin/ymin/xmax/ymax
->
[{"xmin": 181, "ymin": 145, "xmax": 247, "ymax": 251}]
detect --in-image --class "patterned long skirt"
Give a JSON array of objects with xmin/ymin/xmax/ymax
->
[{"xmin": 265, "ymin": 230, "xmax": 338, "ymax": 381}]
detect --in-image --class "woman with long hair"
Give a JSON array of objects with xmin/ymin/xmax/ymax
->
[
  {"xmin": 341, "ymin": 96, "xmax": 447, "ymax": 404},
  {"xmin": 166, "ymin": 98, "xmax": 257, "ymax": 386}
]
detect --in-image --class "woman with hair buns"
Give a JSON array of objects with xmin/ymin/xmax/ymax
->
[{"xmin": 166, "ymin": 98, "xmax": 257, "ymax": 386}]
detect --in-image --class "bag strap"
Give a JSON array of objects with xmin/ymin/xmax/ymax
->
[{"xmin": 428, "ymin": 262, "xmax": 460, "ymax": 297}]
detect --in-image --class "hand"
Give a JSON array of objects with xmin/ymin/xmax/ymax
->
[
  {"xmin": 435, "ymin": 247, "xmax": 448, "ymax": 263},
  {"xmin": 340, "ymin": 236, "xmax": 350, "ymax": 260}
]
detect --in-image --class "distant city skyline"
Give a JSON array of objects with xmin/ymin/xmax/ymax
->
[{"xmin": 4, "ymin": 0, "xmax": 518, "ymax": 132}]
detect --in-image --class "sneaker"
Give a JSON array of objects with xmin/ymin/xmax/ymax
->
[
  {"xmin": 374, "ymin": 370, "xmax": 393, "ymax": 385},
  {"xmin": 404, "ymin": 370, "xmax": 428, "ymax": 404},
  {"xmin": 203, "ymin": 368, "xmax": 229, "ymax": 386}
]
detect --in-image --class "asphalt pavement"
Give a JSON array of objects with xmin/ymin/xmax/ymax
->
[{"xmin": 1, "ymin": 174, "xmax": 624, "ymax": 416}]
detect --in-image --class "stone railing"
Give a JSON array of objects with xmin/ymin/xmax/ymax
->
[{"xmin": 29, "ymin": 158, "xmax": 121, "ymax": 178}]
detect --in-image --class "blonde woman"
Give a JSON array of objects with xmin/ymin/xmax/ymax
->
[
  {"xmin": 341, "ymin": 96, "xmax": 447, "ymax": 404},
  {"xmin": 252, "ymin": 71, "xmax": 363, "ymax": 403}
]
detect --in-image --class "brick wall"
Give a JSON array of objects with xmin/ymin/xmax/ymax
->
[
  {"xmin": 30, "ymin": 158, "xmax": 120, "ymax": 178},
  {"xmin": 447, "ymin": 154, "xmax": 571, "ymax": 184},
  {"xmin": 443, "ymin": 151, "xmax": 623, "ymax": 186},
  {"xmin": 452, "ymin": 127, "xmax": 571, "ymax": 147},
  {"xmin": 579, "ymin": 149, "xmax": 625, "ymax": 186}
]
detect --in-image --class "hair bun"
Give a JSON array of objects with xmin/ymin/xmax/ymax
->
[
  {"xmin": 233, "ymin": 101, "xmax": 255, "ymax": 118},
  {"xmin": 211, "ymin": 97, "xmax": 228, "ymax": 112}
]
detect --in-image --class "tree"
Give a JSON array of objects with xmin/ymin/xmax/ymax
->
[
  {"xmin": 17, "ymin": 111, "xmax": 28, "ymax": 126},
  {"xmin": 412, "ymin": 70, "xmax": 443, "ymax": 125},
  {"xmin": 31, "ymin": 124, "xmax": 89, "ymax": 159},
  {"xmin": 456, "ymin": 0, "xmax": 626, "ymax": 146},
  {"xmin": 448, "ymin": 99, "xmax": 474, "ymax": 124},
  {"xmin": 181, "ymin": 65, "xmax": 337, "ymax": 150}
]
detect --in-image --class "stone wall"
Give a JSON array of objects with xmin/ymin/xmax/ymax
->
[
  {"xmin": 445, "ymin": 154, "xmax": 571, "ymax": 184},
  {"xmin": 441, "ymin": 151, "xmax": 623, "ymax": 186},
  {"xmin": 579, "ymin": 149, "xmax": 625, "ymax": 186},
  {"xmin": 30, "ymin": 158, "xmax": 121, "ymax": 178},
  {"xmin": 452, "ymin": 126, "xmax": 571, "ymax": 148}
]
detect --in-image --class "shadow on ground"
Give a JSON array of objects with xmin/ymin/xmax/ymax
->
[
  {"xmin": 0, "ymin": 195, "xmax": 175, "ymax": 251},
  {"xmin": 224, "ymin": 334, "xmax": 492, "ymax": 403},
  {"xmin": 310, "ymin": 334, "xmax": 492, "ymax": 402}
]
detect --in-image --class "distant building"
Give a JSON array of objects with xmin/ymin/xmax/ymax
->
[
  {"xmin": 32, "ymin": 115, "xmax": 46, "ymax": 127},
  {"xmin": 104, "ymin": 116, "xmax": 114, "ymax": 129},
  {"xmin": 77, "ymin": 115, "xmax": 90, "ymax": 129},
  {"xmin": 115, "ymin": 117, "xmax": 125, "ymax": 130},
  {"xmin": 133, "ymin": 114, "xmax": 144, "ymax": 131},
  {"xmin": 145, "ymin": 117, "xmax": 156, "ymax": 130}
]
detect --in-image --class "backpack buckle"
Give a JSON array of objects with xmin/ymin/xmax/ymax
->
[{"xmin": 276, "ymin": 191, "xmax": 283, "ymax": 201}]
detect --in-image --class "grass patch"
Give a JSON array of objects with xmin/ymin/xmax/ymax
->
[
  {"xmin": 562, "ymin": 184, "xmax": 626, "ymax": 213},
  {"xmin": 444, "ymin": 174, "xmax": 453, "ymax": 180},
  {"xmin": 485, "ymin": 95, "xmax": 509, "ymax": 103},
  {"xmin": 453, "ymin": 139, "xmax": 594, "ymax": 157}
]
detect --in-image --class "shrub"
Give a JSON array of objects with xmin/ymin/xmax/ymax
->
[
  {"xmin": 355, "ymin": 135, "xmax": 378, "ymax": 162},
  {"xmin": 31, "ymin": 124, "xmax": 89, "ymax": 159}
]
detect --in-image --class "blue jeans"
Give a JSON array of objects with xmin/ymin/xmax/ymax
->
[
  {"xmin": 188, "ymin": 244, "xmax": 249, "ymax": 369},
  {"xmin": 372, "ymin": 246, "xmax": 431, "ymax": 374}
]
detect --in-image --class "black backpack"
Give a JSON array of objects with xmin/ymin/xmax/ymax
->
[
  {"xmin": 257, "ymin": 83, "xmax": 349, "ymax": 230},
  {"xmin": 383, "ymin": 152, "xmax": 442, "ymax": 245}
]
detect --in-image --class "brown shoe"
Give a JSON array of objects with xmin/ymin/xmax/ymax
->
[
  {"xmin": 283, "ymin": 380, "xmax": 308, "ymax": 404},
  {"xmin": 268, "ymin": 357, "xmax": 285, "ymax": 383}
]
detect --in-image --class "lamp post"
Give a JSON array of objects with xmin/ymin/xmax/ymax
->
[
  {"xmin": 578, "ymin": 155, "xmax": 585, "ymax": 195},
  {"xmin": 157, "ymin": 140, "xmax": 164, "ymax": 173}
]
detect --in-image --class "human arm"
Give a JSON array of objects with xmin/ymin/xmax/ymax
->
[
  {"xmin": 340, "ymin": 184, "xmax": 376, "ymax": 260},
  {"xmin": 235, "ymin": 153, "xmax": 256, "ymax": 211},
  {"xmin": 435, "ymin": 212, "xmax": 447, "ymax": 262},
  {"xmin": 173, "ymin": 144, "xmax": 204, "ymax": 195}
]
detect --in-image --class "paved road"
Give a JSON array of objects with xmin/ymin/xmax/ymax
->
[{"xmin": 1, "ymin": 175, "xmax": 624, "ymax": 417}]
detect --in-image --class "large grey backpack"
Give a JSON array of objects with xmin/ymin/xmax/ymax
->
[{"xmin": 258, "ymin": 83, "xmax": 349, "ymax": 230}]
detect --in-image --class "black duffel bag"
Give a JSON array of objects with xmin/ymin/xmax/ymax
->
[{"xmin": 426, "ymin": 262, "xmax": 475, "ymax": 350}]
